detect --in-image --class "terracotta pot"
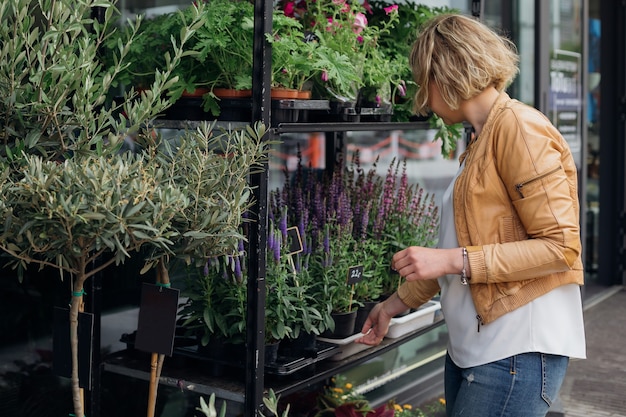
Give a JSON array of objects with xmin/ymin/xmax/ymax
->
[
  {"xmin": 181, "ymin": 88, "xmax": 209, "ymax": 97},
  {"xmin": 212, "ymin": 88, "xmax": 253, "ymax": 99},
  {"xmin": 296, "ymin": 90, "xmax": 312, "ymax": 99},
  {"xmin": 271, "ymin": 87, "xmax": 299, "ymax": 99}
]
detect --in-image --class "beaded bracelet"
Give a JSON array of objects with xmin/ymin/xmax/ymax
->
[{"xmin": 460, "ymin": 247, "xmax": 469, "ymax": 285}]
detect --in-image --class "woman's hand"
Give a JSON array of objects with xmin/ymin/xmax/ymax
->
[
  {"xmin": 392, "ymin": 246, "xmax": 467, "ymax": 281},
  {"xmin": 355, "ymin": 292, "xmax": 410, "ymax": 346}
]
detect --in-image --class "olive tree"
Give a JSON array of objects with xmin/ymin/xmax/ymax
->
[{"xmin": 0, "ymin": 1, "xmax": 268, "ymax": 416}]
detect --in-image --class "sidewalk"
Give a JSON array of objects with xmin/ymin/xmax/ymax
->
[{"xmin": 557, "ymin": 286, "xmax": 626, "ymax": 417}]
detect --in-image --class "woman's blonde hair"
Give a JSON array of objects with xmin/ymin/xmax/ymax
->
[{"xmin": 409, "ymin": 14, "xmax": 520, "ymax": 116}]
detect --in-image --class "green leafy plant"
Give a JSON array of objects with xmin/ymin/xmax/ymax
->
[
  {"xmin": 367, "ymin": 1, "xmax": 464, "ymax": 156},
  {"xmin": 180, "ymin": 212, "xmax": 331, "ymax": 347},
  {"xmin": 263, "ymin": 388, "xmax": 291, "ymax": 417},
  {"xmin": 271, "ymin": 1, "xmax": 351, "ymax": 101},
  {"xmin": 267, "ymin": 10, "xmax": 319, "ymax": 92},
  {"xmin": 196, "ymin": 393, "xmax": 228, "ymax": 417},
  {"xmin": 367, "ymin": 1, "xmax": 458, "ymax": 119},
  {"xmin": 196, "ymin": 389, "xmax": 289, "ymax": 417},
  {"xmin": 101, "ymin": 0, "xmax": 254, "ymax": 116},
  {"xmin": 308, "ymin": 223, "xmax": 362, "ymax": 314},
  {"xmin": 193, "ymin": 0, "xmax": 255, "ymax": 114},
  {"xmin": 101, "ymin": 5, "xmax": 205, "ymax": 96}
]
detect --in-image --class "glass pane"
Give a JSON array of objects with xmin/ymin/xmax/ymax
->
[{"xmin": 585, "ymin": 1, "xmax": 601, "ymax": 285}]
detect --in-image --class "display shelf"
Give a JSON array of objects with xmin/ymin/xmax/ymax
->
[
  {"xmin": 102, "ymin": 319, "xmax": 445, "ymax": 404},
  {"xmin": 274, "ymin": 121, "xmax": 431, "ymax": 134},
  {"xmin": 95, "ymin": 4, "xmax": 450, "ymax": 417}
]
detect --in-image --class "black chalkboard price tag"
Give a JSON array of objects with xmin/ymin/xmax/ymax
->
[
  {"xmin": 135, "ymin": 283, "xmax": 180, "ymax": 356},
  {"xmin": 286, "ymin": 226, "xmax": 303, "ymax": 255},
  {"xmin": 346, "ymin": 265, "xmax": 364, "ymax": 285}
]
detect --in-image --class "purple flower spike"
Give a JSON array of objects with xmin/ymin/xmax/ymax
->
[
  {"xmin": 234, "ymin": 256, "xmax": 242, "ymax": 280},
  {"xmin": 273, "ymin": 230, "xmax": 281, "ymax": 262}
]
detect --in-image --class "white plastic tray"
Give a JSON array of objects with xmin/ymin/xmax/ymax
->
[
  {"xmin": 385, "ymin": 300, "xmax": 441, "ymax": 339},
  {"xmin": 318, "ymin": 332, "xmax": 373, "ymax": 361}
]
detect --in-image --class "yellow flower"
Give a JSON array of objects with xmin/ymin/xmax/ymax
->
[
  {"xmin": 393, "ymin": 404, "xmax": 402, "ymax": 412},
  {"xmin": 402, "ymin": 404, "xmax": 412, "ymax": 410},
  {"xmin": 332, "ymin": 387, "xmax": 344, "ymax": 394},
  {"xmin": 439, "ymin": 398, "xmax": 446, "ymax": 406},
  {"xmin": 345, "ymin": 383, "xmax": 353, "ymax": 390}
]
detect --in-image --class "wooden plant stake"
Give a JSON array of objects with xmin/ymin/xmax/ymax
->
[
  {"xmin": 143, "ymin": 259, "xmax": 177, "ymax": 417},
  {"xmin": 346, "ymin": 265, "xmax": 364, "ymax": 313}
]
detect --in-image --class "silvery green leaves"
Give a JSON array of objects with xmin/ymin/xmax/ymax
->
[
  {"xmin": 0, "ymin": 0, "xmax": 205, "ymax": 162},
  {"xmin": 0, "ymin": 151, "xmax": 186, "ymax": 279}
]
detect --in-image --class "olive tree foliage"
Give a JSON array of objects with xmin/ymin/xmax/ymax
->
[
  {"xmin": 0, "ymin": 0, "xmax": 204, "ymax": 161},
  {"xmin": 0, "ymin": 1, "xmax": 268, "ymax": 416}
]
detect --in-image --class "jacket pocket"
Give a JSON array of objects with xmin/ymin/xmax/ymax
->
[{"xmin": 514, "ymin": 166, "xmax": 562, "ymax": 199}]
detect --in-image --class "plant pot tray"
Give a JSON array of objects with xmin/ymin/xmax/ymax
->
[
  {"xmin": 272, "ymin": 99, "xmax": 330, "ymax": 124},
  {"xmin": 318, "ymin": 332, "xmax": 374, "ymax": 361},
  {"xmin": 357, "ymin": 104, "xmax": 393, "ymax": 122},
  {"xmin": 173, "ymin": 339, "xmax": 340, "ymax": 376},
  {"xmin": 308, "ymin": 100, "xmax": 360, "ymax": 123},
  {"xmin": 385, "ymin": 300, "xmax": 441, "ymax": 339},
  {"xmin": 273, "ymin": 99, "xmax": 330, "ymax": 110}
]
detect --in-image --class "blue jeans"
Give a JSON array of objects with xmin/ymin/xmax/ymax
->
[{"xmin": 444, "ymin": 352, "xmax": 569, "ymax": 417}]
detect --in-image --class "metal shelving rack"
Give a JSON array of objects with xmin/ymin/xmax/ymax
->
[{"xmin": 98, "ymin": 2, "xmax": 448, "ymax": 416}]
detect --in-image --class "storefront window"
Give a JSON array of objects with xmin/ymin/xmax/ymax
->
[{"xmin": 586, "ymin": 2, "xmax": 601, "ymax": 289}]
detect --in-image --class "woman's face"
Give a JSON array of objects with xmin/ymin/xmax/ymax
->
[{"xmin": 428, "ymin": 82, "xmax": 463, "ymax": 125}]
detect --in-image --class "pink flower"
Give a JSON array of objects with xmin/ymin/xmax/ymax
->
[
  {"xmin": 321, "ymin": 70, "xmax": 329, "ymax": 82},
  {"xmin": 397, "ymin": 80, "xmax": 406, "ymax": 97},
  {"xmin": 333, "ymin": 0, "xmax": 350, "ymax": 13},
  {"xmin": 283, "ymin": 1, "xmax": 296, "ymax": 17},
  {"xmin": 327, "ymin": 17, "xmax": 342, "ymax": 33},
  {"xmin": 384, "ymin": 5, "xmax": 398, "ymax": 15},
  {"xmin": 353, "ymin": 12, "xmax": 367, "ymax": 34},
  {"xmin": 362, "ymin": 0, "xmax": 373, "ymax": 14}
]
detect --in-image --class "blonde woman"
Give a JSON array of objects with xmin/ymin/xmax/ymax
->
[{"xmin": 357, "ymin": 14, "xmax": 586, "ymax": 417}]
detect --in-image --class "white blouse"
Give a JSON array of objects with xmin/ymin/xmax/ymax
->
[{"xmin": 437, "ymin": 163, "xmax": 586, "ymax": 368}]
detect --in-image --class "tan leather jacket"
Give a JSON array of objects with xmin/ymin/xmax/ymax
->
[{"xmin": 398, "ymin": 92, "xmax": 584, "ymax": 324}]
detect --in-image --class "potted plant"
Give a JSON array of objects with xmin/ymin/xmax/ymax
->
[
  {"xmin": 276, "ymin": 0, "xmax": 365, "ymax": 105},
  {"xmin": 192, "ymin": 0, "xmax": 255, "ymax": 115},
  {"xmin": 101, "ymin": 1, "xmax": 254, "ymax": 117},
  {"xmin": 178, "ymin": 248, "xmax": 249, "ymax": 368},
  {"xmin": 268, "ymin": 8, "xmax": 352, "ymax": 99},
  {"xmin": 368, "ymin": 158, "xmax": 440, "ymax": 296},
  {"xmin": 270, "ymin": 149, "xmax": 441, "ymax": 337},
  {"xmin": 277, "ymin": 0, "xmax": 403, "ymax": 108},
  {"xmin": 180, "ymin": 210, "xmax": 331, "ymax": 362},
  {"xmin": 266, "ymin": 10, "xmax": 311, "ymax": 95},
  {"xmin": 101, "ymin": 3, "xmax": 208, "ymax": 100},
  {"xmin": 368, "ymin": 1, "xmax": 459, "ymax": 118},
  {"xmin": 308, "ymin": 222, "xmax": 363, "ymax": 338},
  {"xmin": 366, "ymin": 1, "xmax": 464, "ymax": 155}
]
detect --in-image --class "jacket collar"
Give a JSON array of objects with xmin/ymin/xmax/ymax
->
[{"xmin": 459, "ymin": 91, "xmax": 512, "ymax": 164}]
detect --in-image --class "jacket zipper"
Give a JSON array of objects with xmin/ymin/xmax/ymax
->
[
  {"xmin": 514, "ymin": 166, "xmax": 561, "ymax": 198},
  {"xmin": 476, "ymin": 314, "xmax": 483, "ymax": 332}
]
